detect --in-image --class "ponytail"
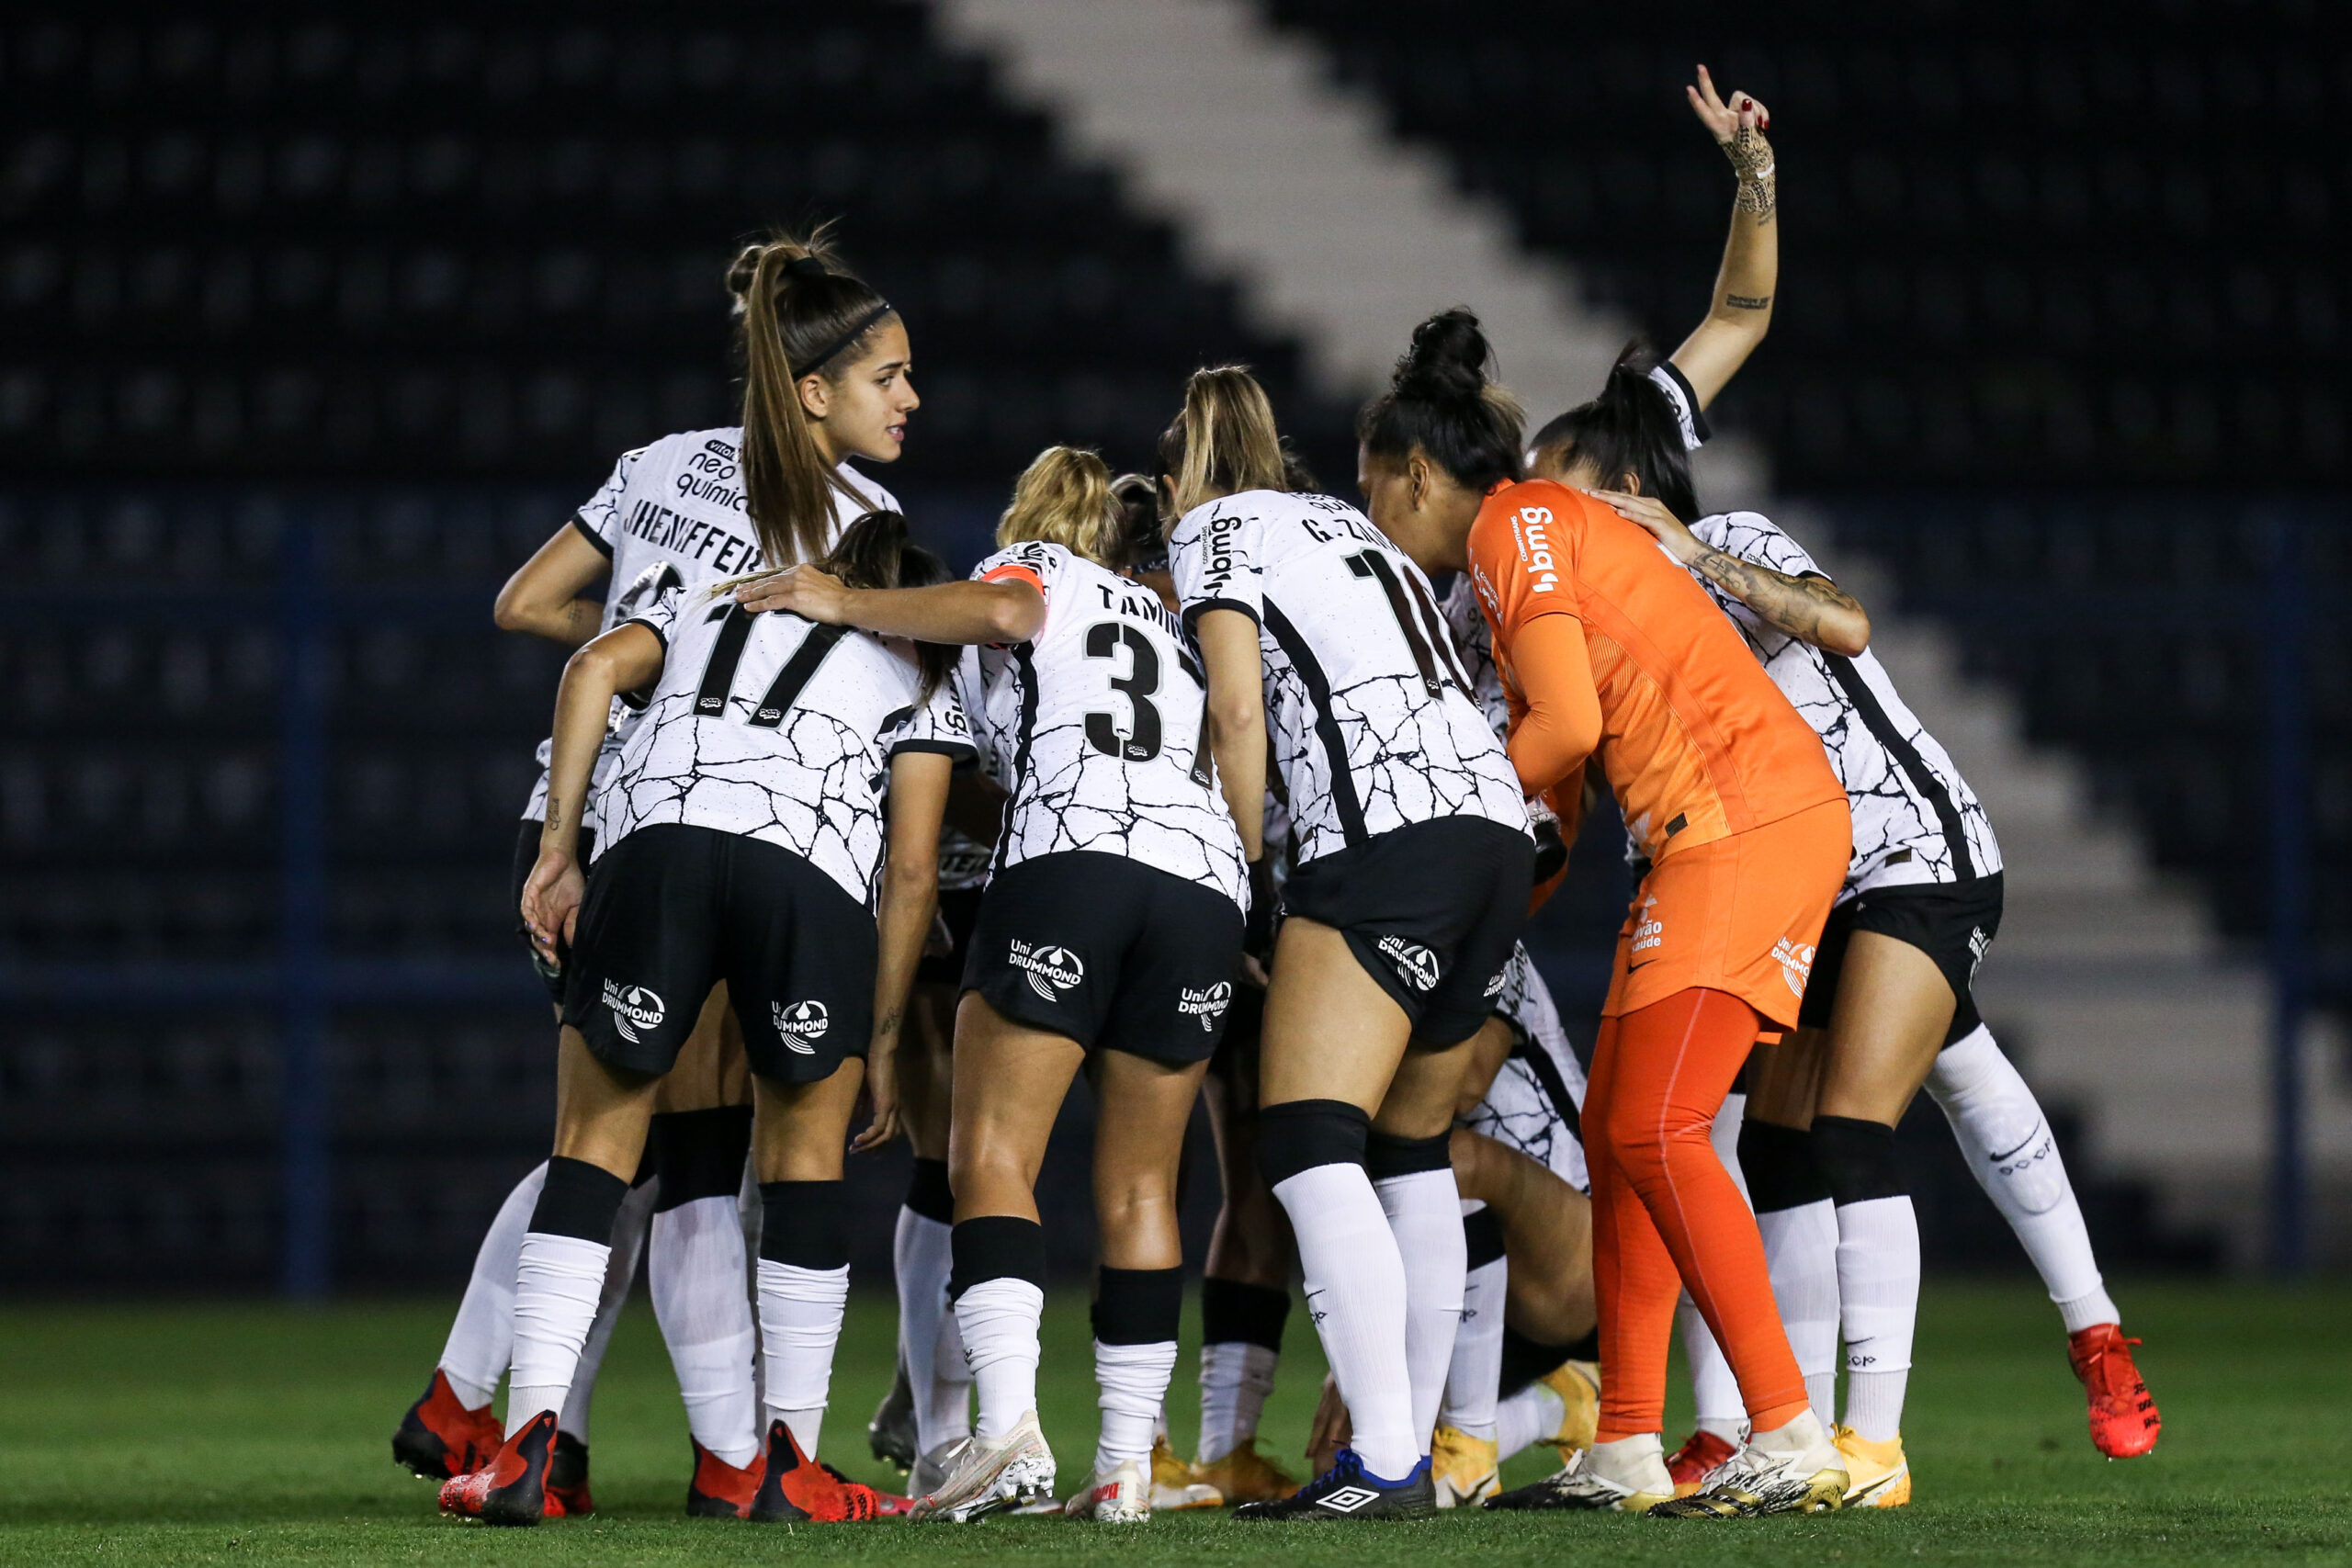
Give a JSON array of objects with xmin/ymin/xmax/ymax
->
[
  {"xmin": 727, "ymin": 221, "xmax": 899, "ymax": 571},
  {"xmin": 1526, "ymin": 339, "xmax": 1700, "ymax": 522},
  {"xmin": 1156, "ymin": 366, "xmax": 1289, "ymax": 517},
  {"xmin": 1356, "ymin": 309, "xmax": 1524, "ymax": 493},
  {"xmin": 1110, "ymin": 471, "xmax": 1165, "ymax": 573},
  {"xmin": 996, "ymin": 446, "xmax": 1123, "ymax": 568}
]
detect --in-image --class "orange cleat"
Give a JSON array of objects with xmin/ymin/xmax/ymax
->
[
  {"xmin": 2070, "ymin": 1324, "xmax": 2160, "ymax": 1458},
  {"xmin": 438, "ymin": 1409, "xmax": 557, "ymax": 1527},
  {"xmin": 392, "ymin": 1369, "xmax": 503, "ymax": 1481},
  {"xmin": 1664, "ymin": 1428, "xmax": 1738, "ymax": 1496},
  {"xmin": 748, "ymin": 1419, "xmax": 882, "ymax": 1523},
  {"xmin": 685, "ymin": 1438, "xmax": 763, "ymax": 1519}
]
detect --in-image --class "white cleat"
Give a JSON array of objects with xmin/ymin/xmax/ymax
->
[
  {"xmin": 1649, "ymin": 1412, "xmax": 1847, "ymax": 1519},
  {"xmin": 1487, "ymin": 1445, "xmax": 1672, "ymax": 1514},
  {"xmin": 909, "ymin": 1413, "xmax": 1057, "ymax": 1523},
  {"xmin": 1064, "ymin": 1458, "xmax": 1152, "ymax": 1522},
  {"xmin": 910, "ymin": 1437, "xmax": 967, "ymax": 1500}
]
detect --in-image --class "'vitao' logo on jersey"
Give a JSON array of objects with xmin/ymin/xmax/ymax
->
[
  {"xmin": 1376, "ymin": 935, "xmax": 1442, "ymax": 993},
  {"xmin": 772, "ymin": 999, "xmax": 830, "ymax": 1053},
  {"xmin": 602, "ymin": 981, "xmax": 666, "ymax": 1043},
  {"xmin": 1771, "ymin": 936, "xmax": 1818, "ymax": 998},
  {"xmin": 1512, "ymin": 506, "xmax": 1560, "ymax": 595},
  {"xmin": 1179, "ymin": 980, "xmax": 1233, "ymax": 1032},
  {"xmin": 1010, "ymin": 939, "xmax": 1085, "ymax": 1000}
]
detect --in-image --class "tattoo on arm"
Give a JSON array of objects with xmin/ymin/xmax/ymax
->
[
  {"xmin": 1724, "ymin": 293, "xmax": 1772, "ymax": 310},
  {"xmin": 1722, "ymin": 124, "xmax": 1777, "ymax": 223},
  {"xmin": 875, "ymin": 1008, "xmax": 901, "ymax": 1037},
  {"xmin": 1689, "ymin": 549, "xmax": 1860, "ymax": 648}
]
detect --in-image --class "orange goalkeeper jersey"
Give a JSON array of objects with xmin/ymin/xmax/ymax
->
[{"xmin": 1466, "ymin": 479, "xmax": 1842, "ymax": 864}]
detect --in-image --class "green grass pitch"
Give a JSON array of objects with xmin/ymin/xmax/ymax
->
[{"xmin": 2, "ymin": 1281, "xmax": 2346, "ymax": 1566}]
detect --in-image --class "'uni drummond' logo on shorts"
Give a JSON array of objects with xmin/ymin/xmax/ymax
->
[
  {"xmin": 1010, "ymin": 939, "xmax": 1084, "ymax": 1001},
  {"xmin": 1376, "ymin": 935, "xmax": 1441, "ymax": 993},
  {"xmin": 602, "ymin": 980, "xmax": 665, "ymax": 1044},
  {"xmin": 1179, "ymin": 980, "xmax": 1233, "ymax": 1032},
  {"xmin": 1771, "ymin": 937, "xmax": 1817, "ymax": 998},
  {"xmin": 771, "ymin": 999, "xmax": 830, "ymax": 1054}
]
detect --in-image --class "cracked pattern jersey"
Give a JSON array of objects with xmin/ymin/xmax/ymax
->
[
  {"xmin": 597, "ymin": 585, "xmax": 974, "ymax": 908},
  {"xmin": 1170, "ymin": 489, "xmax": 1528, "ymax": 866},
  {"xmin": 521, "ymin": 428, "xmax": 898, "ymax": 830},
  {"xmin": 1464, "ymin": 943, "xmax": 1590, "ymax": 1192},
  {"xmin": 957, "ymin": 542, "xmax": 1248, "ymax": 910},
  {"xmin": 1683, "ymin": 512, "xmax": 2002, "ymax": 896}
]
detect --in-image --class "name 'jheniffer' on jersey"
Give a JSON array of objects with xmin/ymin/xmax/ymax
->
[
  {"xmin": 1169, "ymin": 489, "xmax": 1528, "ymax": 867},
  {"xmin": 957, "ymin": 541, "xmax": 1249, "ymax": 911}
]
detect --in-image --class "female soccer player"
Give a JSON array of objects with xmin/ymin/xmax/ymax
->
[
  {"xmin": 397, "ymin": 224, "xmax": 919, "ymax": 1515},
  {"xmin": 1533, "ymin": 357, "xmax": 2160, "ymax": 1503},
  {"xmin": 739, "ymin": 446, "xmax": 1250, "ymax": 1524},
  {"xmin": 1361, "ymin": 310, "xmax": 1850, "ymax": 1518},
  {"xmin": 1160, "ymin": 367, "xmax": 1532, "ymax": 1521}
]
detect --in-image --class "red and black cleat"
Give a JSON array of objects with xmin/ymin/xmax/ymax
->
[
  {"xmin": 685, "ymin": 1438, "xmax": 763, "ymax": 1519},
  {"xmin": 547, "ymin": 1431, "xmax": 594, "ymax": 1517},
  {"xmin": 2070, "ymin": 1324, "xmax": 2160, "ymax": 1459},
  {"xmin": 439, "ymin": 1409, "xmax": 558, "ymax": 1526},
  {"xmin": 392, "ymin": 1369, "xmax": 503, "ymax": 1482},
  {"xmin": 1665, "ymin": 1428, "xmax": 1738, "ymax": 1496},
  {"xmin": 749, "ymin": 1419, "xmax": 882, "ymax": 1523}
]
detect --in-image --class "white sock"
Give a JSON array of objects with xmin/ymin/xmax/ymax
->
[
  {"xmin": 1586, "ymin": 1431, "xmax": 1671, "ymax": 1494},
  {"xmin": 956, "ymin": 1278, "xmax": 1045, "ymax": 1442},
  {"xmin": 1756, "ymin": 1197, "xmax": 1842, "ymax": 1427},
  {"xmin": 1197, "ymin": 1342, "xmax": 1278, "ymax": 1464},
  {"xmin": 560, "ymin": 1180, "xmax": 654, "ymax": 1445},
  {"xmin": 756, "ymin": 1259, "xmax": 850, "ymax": 1459},
  {"xmin": 437, "ymin": 1162, "xmax": 544, "ymax": 1410},
  {"xmin": 1373, "ymin": 1167, "xmax": 1465, "ymax": 1452},
  {"xmin": 1928, "ymin": 1025, "xmax": 2120, "ymax": 1331},
  {"xmin": 507, "ymin": 1232, "xmax": 611, "ymax": 1438},
  {"xmin": 1496, "ymin": 1381, "xmax": 1564, "ymax": 1461},
  {"xmin": 1679, "ymin": 1294, "xmax": 1746, "ymax": 1444},
  {"xmin": 1094, "ymin": 1339, "xmax": 1179, "ymax": 1476},
  {"xmin": 894, "ymin": 1205, "xmax": 956, "ymax": 1450},
  {"xmin": 1713, "ymin": 1092, "xmax": 1750, "ymax": 1201},
  {"xmin": 650, "ymin": 1195, "xmax": 760, "ymax": 1467},
  {"xmin": 1834, "ymin": 1195, "xmax": 1919, "ymax": 1442},
  {"xmin": 1442, "ymin": 1232, "xmax": 1507, "ymax": 1442},
  {"xmin": 1272, "ymin": 1162, "xmax": 1417, "ymax": 1479},
  {"xmin": 1750, "ymin": 1405, "xmax": 1831, "ymax": 1458},
  {"xmin": 925, "ymin": 1297, "xmax": 975, "ymax": 1450}
]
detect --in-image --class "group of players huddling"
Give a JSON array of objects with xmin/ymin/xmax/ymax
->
[{"xmin": 394, "ymin": 69, "xmax": 2159, "ymax": 1528}]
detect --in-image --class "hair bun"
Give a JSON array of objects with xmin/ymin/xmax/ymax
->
[{"xmin": 1391, "ymin": 308, "xmax": 1493, "ymax": 401}]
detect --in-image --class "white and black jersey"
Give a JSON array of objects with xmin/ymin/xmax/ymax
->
[
  {"xmin": 1460, "ymin": 944, "xmax": 1589, "ymax": 1193},
  {"xmin": 520, "ymin": 429, "xmax": 899, "ymax": 830},
  {"xmin": 936, "ymin": 826, "xmax": 994, "ymax": 893},
  {"xmin": 956, "ymin": 541, "xmax": 1248, "ymax": 910},
  {"xmin": 1687, "ymin": 512, "xmax": 2002, "ymax": 894},
  {"xmin": 597, "ymin": 585, "xmax": 974, "ymax": 908},
  {"xmin": 1169, "ymin": 490, "xmax": 1528, "ymax": 867}
]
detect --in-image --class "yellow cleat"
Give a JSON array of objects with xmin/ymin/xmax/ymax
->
[
  {"xmin": 1189, "ymin": 1438, "xmax": 1298, "ymax": 1505},
  {"xmin": 1148, "ymin": 1437, "xmax": 1222, "ymax": 1512},
  {"xmin": 1430, "ymin": 1424, "xmax": 1500, "ymax": 1508},
  {"xmin": 1540, "ymin": 1359, "xmax": 1602, "ymax": 1463},
  {"xmin": 1833, "ymin": 1426, "xmax": 1910, "ymax": 1509}
]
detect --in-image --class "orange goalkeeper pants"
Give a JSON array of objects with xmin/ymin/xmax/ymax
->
[{"xmin": 1588, "ymin": 987, "xmax": 1811, "ymax": 1441}]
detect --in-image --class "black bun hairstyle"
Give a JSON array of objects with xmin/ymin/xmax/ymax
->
[{"xmin": 1356, "ymin": 308, "xmax": 1524, "ymax": 493}]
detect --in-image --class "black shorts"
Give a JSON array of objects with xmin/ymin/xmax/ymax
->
[
  {"xmin": 961, "ymin": 850, "xmax": 1245, "ymax": 1066},
  {"xmin": 1797, "ymin": 872, "xmax": 2004, "ymax": 1047},
  {"xmin": 560, "ymin": 823, "xmax": 875, "ymax": 1083},
  {"xmin": 514, "ymin": 818, "xmax": 597, "ymax": 1009},
  {"xmin": 1281, "ymin": 817, "xmax": 1535, "ymax": 1047},
  {"xmin": 918, "ymin": 886, "xmax": 986, "ymax": 987}
]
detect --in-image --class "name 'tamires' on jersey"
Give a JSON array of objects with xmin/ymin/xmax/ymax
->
[
  {"xmin": 601, "ymin": 585, "xmax": 973, "ymax": 908},
  {"xmin": 1170, "ymin": 490, "xmax": 1528, "ymax": 868},
  {"xmin": 522, "ymin": 428, "xmax": 897, "ymax": 828},
  {"xmin": 958, "ymin": 541, "xmax": 1248, "ymax": 910},
  {"xmin": 1684, "ymin": 512, "xmax": 2002, "ymax": 894}
]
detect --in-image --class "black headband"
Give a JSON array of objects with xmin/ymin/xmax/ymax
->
[{"xmin": 790, "ymin": 302, "xmax": 894, "ymax": 381}]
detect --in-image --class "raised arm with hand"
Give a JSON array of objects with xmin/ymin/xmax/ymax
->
[
  {"xmin": 520, "ymin": 622, "xmax": 663, "ymax": 960},
  {"xmin": 733, "ymin": 563, "xmax": 1045, "ymax": 645},
  {"xmin": 1591, "ymin": 489, "xmax": 1870, "ymax": 657},
  {"xmin": 1669, "ymin": 64, "xmax": 1779, "ymax": 411}
]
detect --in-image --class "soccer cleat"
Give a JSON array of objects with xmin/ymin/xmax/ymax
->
[
  {"xmin": 909, "ymin": 1412, "xmax": 1057, "ymax": 1522},
  {"xmin": 1430, "ymin": 1425, "xmax": 1499, "ymax": 1508},
  {"xmin": 1064, "ymin": 1458, "xmax": 1152, "ymax": 1522},
  {"xmin": 1666, "ymin": 1428, "xmax": 1739, "ymax": 1496},
  {"xmin": 1833, "ymin": 1426, "xmax": 1910, "ymax": 1508},
  {"xmin": 392, "ymin": 1369, "xmax": 503, "ymax": 1481},
  {"xmin": 437, "ymin": 1409, "xmax": 557, "ymax": 1527},
  {"xmin": 684, "ymin": 1438, "xmax": 762, "ymax": 1519},
  {"xmin": 910, "ymin": 1436, "xmax": 966, "ymax": 1500},
  {"xmin": 545, "ymin": 1432, "xmax": 594, "ymax": 1517},
  {"xmin": 1232, "ymin": 1448, "xmax": 1436, "ymax": 1521},
  {"xmin": 750, "ymin": 1419, "xmax": 881, "ymax": 1523},
  {"xmin": 1648, "ymin": 1418, "xmax": 1847, "ymax": 1519},
  {"xmin": 1191, "ymin": 1437, "xmax": 1299, "ymax": 1504},
  {"xmin": 869, "ymin": 1356, "xmax": 918, "ymax": 1472},
  {"xmin": 1148, "ymin": 1437, "xmax": 1223, "ymax": 1511},
  {"xmin": 1487, "ymin": 1446, "xmax": 1671, "ymax": 1514},
  {"xmin": 1539, "ymin": 1359, "xmax": 1602, "ymax": 1461},
  {"xmin": 2070, "ymin": 1324, "xmax": 2160, "ymax": 1459}
]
